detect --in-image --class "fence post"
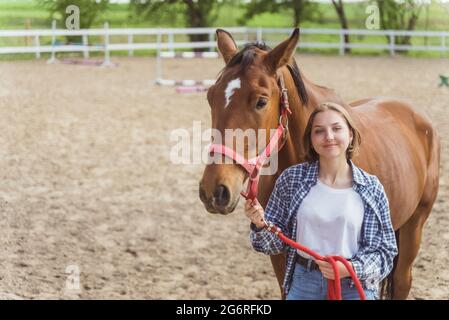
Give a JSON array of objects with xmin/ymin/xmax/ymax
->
[
  {"xmin": 82, "ymin": 34, "xmax": 89, "ymax": 59},
  {"xmin": 47, "ymin": 20, "xmax": 57, "ymax": 63},
  {"xmin": 168, "ymin": 32, "xmax": 174, "ymax": 52},
  {"xmin": 25, "ymin": 18, "xmax": 31, "ymax": 46},
  {"xmin": 389, "ymin": 32, "xmax": 395, "ymax": 56},
  {"xmin": 339, "ymin": 29, "xmax": 345, "ymax": 56},
  {"xmin": 257, "ymin": 27, "xmax": 262, "ymax": 42},
  {"xmin": 209, "ymin": 31, "xmax": 214, "ymax": 52},
  {"xmin": 102, "ymin": 21, "xmax": 111, "ymax": 67},
  {"xmin": 156, "ymin": 30, "xmax": 162, "ymax": 83},
  {"xmin": 34, "ymin": 34, "xmax": 40, "ymax": 59},
  {"xmin": 128, "ymin": 34, "xmax": 133, "ymax": 56},
  {"xmin": 442, "ymin": 35, "xmax": 446, "ymax": 58}
]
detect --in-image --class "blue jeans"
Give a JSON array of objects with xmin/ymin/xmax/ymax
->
[{"xmin": 286, "ymin": 262, "xmax": 377, "ymax": 300}]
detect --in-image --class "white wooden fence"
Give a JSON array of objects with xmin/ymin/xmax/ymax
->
[{"xmin": 1, "ymin": 23, "xmax": 448, "ymax": 64}]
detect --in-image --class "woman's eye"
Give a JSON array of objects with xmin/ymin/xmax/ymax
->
[
  {"xmin": 333, "ymin": 127, "xmax": 342, "ymax": 131},
  {"xmin": 255, "ymin": 98, "xmax": 268, "ymax": 109}
]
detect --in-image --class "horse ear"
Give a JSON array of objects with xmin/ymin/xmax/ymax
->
[
  {"xmin": 216, "ymin": 29, "xmax": 238, "ymax": 64},
  {"xmin": 265, "ymin": 28, "xmax": 300, "ymax": 72}
]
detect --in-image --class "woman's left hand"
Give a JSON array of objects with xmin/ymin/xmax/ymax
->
[{"xmin": 315, "ymin": 259, "xmax": 351, "ymax": 280}]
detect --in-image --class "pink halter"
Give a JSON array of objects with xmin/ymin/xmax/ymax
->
[{"xmin": 208, "ymin": 73, "xmax": 292, "ymax": 201}]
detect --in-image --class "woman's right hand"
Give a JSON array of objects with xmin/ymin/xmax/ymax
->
[{"xmin": 244, "ymin": 199, "xmax": 266, "ymax": 229}]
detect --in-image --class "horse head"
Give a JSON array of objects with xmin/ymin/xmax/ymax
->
[{"xmin": 199, "ymin": 29, "xmax": 301, "ymax": 214}]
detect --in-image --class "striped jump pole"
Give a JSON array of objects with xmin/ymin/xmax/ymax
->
[
  {"xmin": 155, "ymin": 79, "xmax": 216, "ymax": 86},
  {"xmin": 159, "ymin": 51, "xmax": 219, "ymax": 59},
  {"xmin": 155, "ymin": 51, "xmax": 218, "ymax": 92}
]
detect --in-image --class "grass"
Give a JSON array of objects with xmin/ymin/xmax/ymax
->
[
  {"xmin": 0, "ymin": 0, "xmax": 48, "ymax": 30},
  {"xmin": 1, "ymin": 0, "xmax": 449, "ymax": 60}
]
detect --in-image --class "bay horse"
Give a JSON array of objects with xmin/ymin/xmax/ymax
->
[{"xmin": 199, "ymin": 28, "xmax": 440, "ymax": 299}]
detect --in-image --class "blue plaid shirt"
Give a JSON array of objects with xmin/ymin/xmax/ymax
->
[{"xmin": 250, "ymin": 160, "xmax": 398, "ymax": 296}]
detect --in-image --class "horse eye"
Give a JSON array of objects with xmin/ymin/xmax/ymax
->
[{"xmin": 255, "ymin": 98, "xmax": 268, "ymax": 110}]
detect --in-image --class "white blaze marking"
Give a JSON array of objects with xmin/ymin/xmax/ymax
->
[{"xmin": 224, "ymin": 78, "xmax": 241, "ymax": 108}]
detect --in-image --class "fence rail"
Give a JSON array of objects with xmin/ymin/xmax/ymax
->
[{"xmin": 1, "ymin": 23, "xmax": 448, "ymax": 63}]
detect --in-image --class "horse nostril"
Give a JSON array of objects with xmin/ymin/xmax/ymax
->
[{"xmin": 213, "ymin": 184, "xmax": 230, "ymax": 207}]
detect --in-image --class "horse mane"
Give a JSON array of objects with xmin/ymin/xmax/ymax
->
[{"xmin": 218, "ymin": 41, "xmax": 308, "ymax": 105}]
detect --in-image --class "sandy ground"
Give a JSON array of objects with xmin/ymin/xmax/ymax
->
[{"xmin": 0, "ymin": 53, "xmax": 448, "ymax": 300}]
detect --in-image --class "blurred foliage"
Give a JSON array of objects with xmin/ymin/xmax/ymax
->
[
  {"xmin": 374, "ymin": 0, "xmax": 425, "ymax": 45},
  {"xmin": 37, "ymin": 0, "xmax": 109, "ymax": 29},
  {"xmin": 129, "ymin": 0, "xmax": 228, "ymax": 28},
  {"xmin": 239, "ymin": 0, "xmax": 321, "ymax": 27},
  {"xmin": 2, "ymin": 0, "xmax": 449, "ymax": 58},
  {"xmin": 129, "ymin": 0, "xmax": 228, "ymax": 48},
  {"xmin": 37, "ymin": 0, "xmax": 109, "ymax": 42}
]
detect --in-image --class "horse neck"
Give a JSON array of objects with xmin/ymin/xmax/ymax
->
[
  {"xmin": 277, "ymin": 66, "xmax": 343, "ymax": 170},
  {"xmin": 257, "ymin": 66, "xmax": 344, "ymax": 206}
]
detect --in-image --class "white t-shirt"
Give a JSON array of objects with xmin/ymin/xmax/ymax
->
[{"xmin": 296, "ymin": 179, "xmax": 364, "ymax": 259}]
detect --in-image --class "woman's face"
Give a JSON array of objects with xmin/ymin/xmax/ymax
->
[{"xmin": 310, "ymin": 110, "xmax": 353, "ymax": 161}]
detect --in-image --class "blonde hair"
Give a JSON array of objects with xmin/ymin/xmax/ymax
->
[{"xmin": 303, "ymin": 102, "xmax": 361, "ymax": 162}]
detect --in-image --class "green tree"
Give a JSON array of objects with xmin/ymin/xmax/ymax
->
[
  {"xmin": 375, "ymin": 0, "xmax": 423, "ymax": 46},
  {"xmin": 240, "ymin": 0, "xmax": 320, "ymax": 28},
  {"xmin": 38, "ymin": 0, "xmax": 109, "ymax": 42},
  {"xmin": 129, "ymin": 0, "xmax": 223, "ymax": 46},
  {"xmin": 331, "ymin": 0, "xmax": 350, "ymax": 53}
]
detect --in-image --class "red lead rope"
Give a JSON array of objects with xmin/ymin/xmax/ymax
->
[{"xmin": 263, "ymin": 220, "xmax": 366, "ymax": 300}]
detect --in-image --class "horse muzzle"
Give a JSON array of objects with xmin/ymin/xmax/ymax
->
[{"xmin": 199, "ymin": 181, "xmax": 240, "ymax": 215}]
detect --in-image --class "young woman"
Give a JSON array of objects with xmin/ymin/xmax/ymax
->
[{"xmin": 244, "ymin": 102, "xmax": 398, "ymax": 300}]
